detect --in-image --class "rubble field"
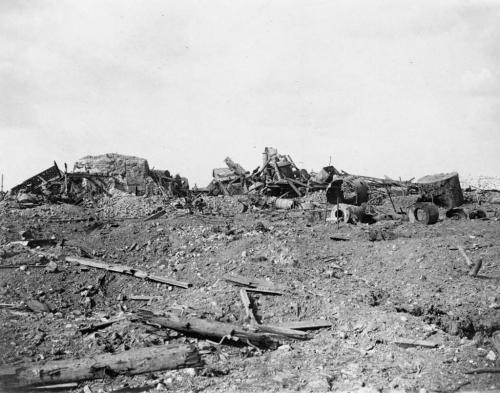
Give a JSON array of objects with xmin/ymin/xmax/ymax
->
[{"xmin": 0, "ymin": 191, "xmax": 499, "ymax": 393}]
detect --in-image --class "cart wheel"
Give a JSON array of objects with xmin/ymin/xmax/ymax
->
[{"xmin": 408, "ymin": 202, "xmax": 439, "ymax": 225}]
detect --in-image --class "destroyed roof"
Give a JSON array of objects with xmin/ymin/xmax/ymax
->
[{"xmin": 10, "ymin": 162, "xmax": 62, "ymax": 194}]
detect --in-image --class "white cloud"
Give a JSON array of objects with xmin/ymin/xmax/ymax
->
[{"xmin": 1, "ymin": 0, "xmax": 500, "ymax": 189}]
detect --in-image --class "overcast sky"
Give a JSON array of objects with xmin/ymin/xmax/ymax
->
[{"xmin": 1, "ymin": 0, "xmax": 499, "ymax": 189}]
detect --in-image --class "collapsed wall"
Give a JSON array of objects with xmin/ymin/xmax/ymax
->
[{"xmin": 73, "ymin": 153, "xmax": 150, "ymax": 195}]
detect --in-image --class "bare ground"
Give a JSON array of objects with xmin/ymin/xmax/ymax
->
[{"xmin": 0, "ymin": 196, "xmax": 499, "ymax": 392}]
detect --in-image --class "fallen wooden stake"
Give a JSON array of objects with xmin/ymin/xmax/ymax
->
[
  {"xmin": 0, "ymin": 343, "xmax": 201, "ymax": 389},
  {"xmin": 137, "ymin": 310, "xmax": 279, "ymax": 348},
  {"xmin": 144, "ymin": 209, "xmax": 166, "ymax": 221},
  {"xmin": 393, "ymin": 339, "xmax": 438, "ymax": 348},
  {"xmin": 79, "ymin": 317, "xmax": 127, "ymax": 335},
  {"xmin": 464, "ymin": 367, "xmax": 500, "ymax": 374},
  {"xmin": 286, "ymin": 179, "xmax": 302, "ymax": 197},
  {"xmin": 245, "ymin": 287, "xmax": 283, "ymax": 296},
  {"xmin": 468, "ymin": 258, "xmax": 483, "ymax": 277},
  {"xmin": 0, "ymin": 303, "xmax": 19, "ymax": 309},
  {"xmin": 253, "ymin": 324, "xmax": 309, "ymax": 340},
  {"xmin": 128, "ymin": 295, "xmax": 164, "ymax": 302},
  {"xmin": 278, "ymin": 320, "xmax": 332, "ymax": 331},
  {"xmin": 65, "ymin": 256, "xmax": 190, "ymax": 289},
  {"xmin": 457, "ymin": 245, "xmax": 473, "ymax": 267},
  {"xmin": 35, "ymin": 382, "xmax": 79, "ymax": 390},
  {"xmin": 456, "ymin": 390, "xmax": 500, "ymax": 393},
  {"xmin": 0, "ymin": 264, "xmax": 48, "ymax": 270},
  {"xmin": 224, "ymin": 274, "xmax": 283, "ymax": 292}
]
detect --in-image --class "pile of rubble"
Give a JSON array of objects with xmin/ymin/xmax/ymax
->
[
  {"xmin": 207, "ymin": 147, "xmax": 343, "ymax": 198},
  {"xmin": 4, "ymin": 154, "xmax": 189, "ymax": 209},
  {"xmin": 3, "ymin": 148, "xmax": 499, "ymax": 227},
  {"xmin": 203, "ymin": 147, "xmax": 492, "ymax": 228}
]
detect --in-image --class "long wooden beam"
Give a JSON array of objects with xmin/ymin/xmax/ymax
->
[
  {"xmin": 137, "ymin": 310, "xmax": 279, "ymax": 348},
  {"xmin": 0, "ymin": 344, "xmax": 201, "ymax": 389},
  {"xmin": 65, "ymin": 256, "xmax": 191, "ymax": 289}
]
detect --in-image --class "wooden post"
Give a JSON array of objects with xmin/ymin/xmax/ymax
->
[
  {"xmin": 336, "ymin": 197, "xmax": 340, "ymax": 230},
  {"xmin": 0, "ymin": 344, "xmax": 201, "ymax": 389},
  {"xmin": 240, "ymin": 288, "xmax": 257, "ymax": 324},
  {"xmin": 137, "ymin": 310, "xmax": 278, "ymax": 348},
  {"xmin": 286, "ymin": 179, "xmax": 301, "ymax": 197},
  {"xmin": 469, "ymin": 258, "xmax": 483, "ymax": 277},
  {"xmin": 384, "ymin": 183, "xmax": 398, "ymax": 215}
]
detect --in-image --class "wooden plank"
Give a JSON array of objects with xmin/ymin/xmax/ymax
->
[
  {"xmin": 0, "ymin": 303, "xmax": 19, "ymax": 309},
  {"xmin": 278, "ymin": 320, "xmax": 332, "ymax": 331},
  {"xmin": 128, "ymin": 295, "xmax": 164, "ymax": 301},
  {"xmin": 65, "ymin": 257, "xmax": 190, "ymax": 289},
  {"xmin": 286, "ymin": 179, "xmax": 301, "ymax": 197},
  {"xmin": 468, "ymin": 258, "xmax": 483, "ymax": 277},
  {"xmin": 245, "ymin": 287, "xmax": 283, "ymax": 296},
  {"xmin": 271, "ymin": 161, "xmax": 283, "ymax": 180},
  {"xmin": 0, "ymin": 265, "xmax": 48, "ymax": 270},
  {"xmin": 253, "ymin": 324, "xmax": 309, "ymax": 340},
  {"xmin": 35, "ymin": 382, "xmax": 79, "ymax": 390},
  {"xmin": 288, "ymin": 178, "xmax": 308, "ymax": 188},
  {"xmin": 144, "ymin": 209, "xmax": 166, "ymax": 221},
  {"xmin": 457, "ymin": 390, "xmax": 500, "ymax": 393},
  {"xmin": 240, "ymin": 288, "xmax": 257, "ymax": 324},
  {"xmin": 464, "ymin": 368, "xmax": 500, "ymax": 375},
  {"xmin": 253, "ymin": 158, "xmax": 271, "ymax": 177},
  {"xmin": 223, "ymin": 274, "xmax": 277, "ymax": 289},
  {"xmin": 393, "ymin": 339, "xmax": 438, "ymax": 349}
]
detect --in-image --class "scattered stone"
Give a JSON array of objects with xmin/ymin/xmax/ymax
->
[
  {"xmin": 305, "ymin": 376, "xmax": 330, "ymax": 392},
  {"xmin": 486, "ymin": 350, "xmax": 497, "ymax": 361},
  {"xmin": 45, "ymin": 261, "xmax": 58, "ymax": 272},
  {"xmin": 183, "ymin": 367, "xmax": 197, "ymax": 377},
  {"xmin": 20, "ymin": 230, "xmax": 33, "ymax": 240},
  {"xmin": 26, "ymin": 299, "xmax": 51, "ymax": 313}
]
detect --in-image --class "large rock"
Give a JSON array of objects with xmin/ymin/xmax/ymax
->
[{"xmin": 73, "ymin": 153, "xmax": 150, "ymax": 195}]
